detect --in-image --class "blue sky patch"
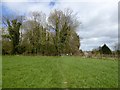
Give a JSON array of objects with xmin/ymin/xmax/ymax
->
[{"xmin": 49, "ymin": 0, "xmax": 56, "ymax": 8}]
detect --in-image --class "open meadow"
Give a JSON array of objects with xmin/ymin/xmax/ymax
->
[
  {"xmin": 2, "ymin": 55, "xmax": 118, "ymax": 88},
  {"xmin": 1, "ymin": 0, "xmax": 119, "ymax": 89},
  {"xmin": 0, "ymin": 55, "xmax": 2, "ymax": 89}
]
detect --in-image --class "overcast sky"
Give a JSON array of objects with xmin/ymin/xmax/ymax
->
[{"xmin": 1, "ymin": 0, "xmax": 119, "ymax": 51}]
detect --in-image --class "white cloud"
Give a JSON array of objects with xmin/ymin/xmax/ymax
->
[
  {"xmin": 2, "ymin": 0, "xmax": 119, "ymax": 2},
  {"xmin": 2, "ymin": 0, "xmax": 29, "ymax": 2}
]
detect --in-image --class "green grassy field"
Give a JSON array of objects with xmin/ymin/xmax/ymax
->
[
  {"xmin": 0, "ymin": 55, "xmax": 2, "ymax": 89},
  {"xmin": 2, "ymin": 56, "xmax": 118, "ymax": 88}
]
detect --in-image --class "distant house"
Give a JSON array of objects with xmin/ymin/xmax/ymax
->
[
  {"xmin": 100, "ymin": 44, "xmax": 112, "ymax": 55},
  {"xmin": 84, "ymin": 51, "xmax": 92, "ymax": 58}
]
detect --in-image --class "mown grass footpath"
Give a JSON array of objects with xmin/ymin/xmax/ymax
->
[
  {"xmin": 2, "ymin": 55, "xmax": 118, "ymax": 88},
  {"xmin": 0, "ymin": 55, "xmax": 2, "ymax": 89}
]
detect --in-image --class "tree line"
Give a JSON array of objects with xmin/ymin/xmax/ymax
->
[{"xmin": 2, "ymin": 9, "xmax": 80, "ymax": 56}]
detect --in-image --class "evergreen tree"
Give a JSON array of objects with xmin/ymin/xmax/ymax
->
[{"xmin": 2, "ymin": 19, "xmax": 21, "ymax": 54}]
